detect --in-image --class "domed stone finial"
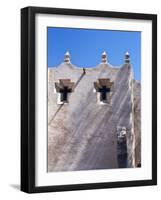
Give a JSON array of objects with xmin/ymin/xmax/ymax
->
[
  {"xmin": 101, "ymin": 51, "xmax": 107, "ymax": 63},
  {"xmin": 64, "ymin": 51, "xmax": 71, "ymax": 63},
  {"xmin": 125, "ymin": 51, "xmax": 130, "ymax": 63}
]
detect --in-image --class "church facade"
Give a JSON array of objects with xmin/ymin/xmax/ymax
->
[{"xmin": 48, "ymin": 52, "xmax": 141, "ymax": 172}]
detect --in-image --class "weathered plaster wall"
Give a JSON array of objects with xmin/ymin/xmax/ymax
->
[
  {"xmin": 48, "ymin": 59, "xmax": 140, "ymax": 172},
  {"xmin": 133, "ymin": 80, "xmax": 141, "ymax": 167}
]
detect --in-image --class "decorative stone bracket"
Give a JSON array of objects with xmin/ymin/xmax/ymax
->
[
  {"xmin": 117, "ymin": 126, "xmax": 127, "ymax": 168},
  {"xmin": 117, "ymin": 126, "xmax": 127, "ymax": 142}
]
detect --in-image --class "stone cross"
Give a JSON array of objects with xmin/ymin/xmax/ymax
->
[
  {"xmin": 94, "ymin": 78, "xmax": 113, "ymax": 103},
  {"xmin": 55, "ymin": 79, "xmax": 75, "ymax": 103}
]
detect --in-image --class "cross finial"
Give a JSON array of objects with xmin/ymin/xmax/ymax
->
[
  {"xmin": 101, "ymin": 51, "xmax": 107, "ymax": 63},
  {"xmin": 64, "ymin": 51, "xmax": 71, "ymax": 63},
  {"xmin": 125, "ymin": 51, "xmax": 130, "ymax": 63}
]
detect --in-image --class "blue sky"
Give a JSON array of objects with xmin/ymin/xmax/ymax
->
[{"xmin": 47, "ymin": 27, "xmax": 141, "ymax": 81}]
